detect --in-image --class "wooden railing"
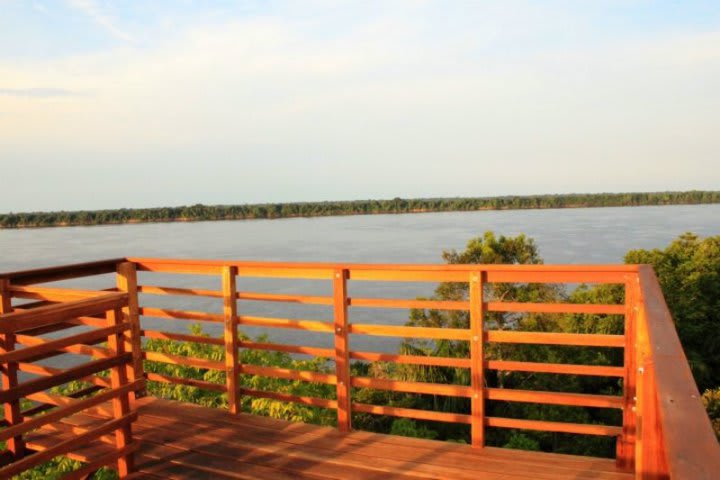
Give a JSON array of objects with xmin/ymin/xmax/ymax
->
[
  {"xmin": 0, "ymin": 283, "xmax": 142, "ymax": 478},
  {"xmin": 130, "ymin": 259, "xmax": 632, "ymax": 447},
  {"xmin": 0, "ymin": 258, "xmax": 718, "ymax": 479}
]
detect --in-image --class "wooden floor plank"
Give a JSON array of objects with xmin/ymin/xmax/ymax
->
[
  {"xmin": 140, "ymin": 397, "xmax": 623, "ymax": 471},
  {"xmin": 132, "ymin": 419, "xmax": 496, "ymax": 480},
  {"xmin": 130, "ymin": 398, "xmax": 629, "ymax": 479},
  {"xmin": 131, "ymin": 410, "xmax": 613, "ymax": 480},
  {"xmin": 21, "ymin": 396, "xmax": 632, "ymax": 479}
]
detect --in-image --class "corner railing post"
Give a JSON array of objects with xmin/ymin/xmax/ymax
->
[
  {"xmin": 333, "ymin": 268, "xmax": 351, "ymax": 432},
  {"xmin": 469, "ymin": 271, "xmax": 485, "ymax": 447},
  {"xmin": 223, "ymin": 266, "xmax": 240, "ymax": 414},
  {"xmin": 106, "ymin": 305, "xmax": 135, "ymax": 476},
  {"xmin": 634, "ymin": 276, "xmax": 666, "ymax": 479},
  {"xmin": 116, "ymin": 261, "xmax": 145, "ymax": 399},
  {"xmin": 618, "ymin": 273, "xmax": 639, "ymax": 470},
  {"xmin": 0, "ymin": 278, "xmax": 24, "ymax": 459}
]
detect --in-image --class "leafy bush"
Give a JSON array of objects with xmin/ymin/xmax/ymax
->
[{"xmin": 701, "ymin": 388, "xmax": 720, "ymax": 441}]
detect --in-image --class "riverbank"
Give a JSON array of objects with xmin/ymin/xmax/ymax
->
[{"xmin": 2, "ymin": 190, "xmax": 718, "ymax": 229}]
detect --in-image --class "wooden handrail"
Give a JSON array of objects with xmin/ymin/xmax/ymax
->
[
  {"xmin": 127, "ymin": 257, "xmax": 641, "ymax": 272},
  {"xmin": 635, "ymin": 266, "xmax": 720, "ymax": 479},
  {"xmin": 0, "ymin": 258, "xmax": 125, "ymax": 285},
  {"xmin": 0, "ymin": 293, "xmax": 128, "ymax": 333}
]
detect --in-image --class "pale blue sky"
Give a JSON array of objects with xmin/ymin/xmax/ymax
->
[{"xmin": 1, "ymin": 1, "xmax": 719, "ymax": 212}]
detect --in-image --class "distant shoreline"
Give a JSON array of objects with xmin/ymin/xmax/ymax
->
[{"xmin": 1, "ymin": 190, "xmax": 718, "ymax": 229}]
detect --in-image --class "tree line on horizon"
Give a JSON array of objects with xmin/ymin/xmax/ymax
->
[{"xmin": 1, "ymin": 190, "xmax": 719, "ymax": 229}]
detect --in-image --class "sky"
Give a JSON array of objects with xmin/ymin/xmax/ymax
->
[{"xmin": 1, "ymin": 1, "xmax": 719, "ymax": 213}]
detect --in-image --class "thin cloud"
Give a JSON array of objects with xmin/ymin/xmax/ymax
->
[
  {"xmin": 67, "ymin": 0, "xmax": 133, "ymax": 42},
  {"xmin": 0, "ymin": 87, "xmax": 80, "ymax": 98}
]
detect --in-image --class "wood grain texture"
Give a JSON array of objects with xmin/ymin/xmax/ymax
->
[
  {"xmin": 26, "ymin": 397, "xmax": 631, "ymax": 480},
  {"xmin": 333, "ymin": 268, "xmax": 351, "ymax": 432},
  {"xmin": 117, "ymin": 261, "xmax": 144, "ymax": 398},
  {"xmin": 636, "ymin": 266, "xmax": 720, "ymax": 480},
  {"xmin": 469, "ymin": 271, "xmax": 485, "ymax": 447},
  {"xmin": 106, "ymin": 307, "xmax": 135, "ymax": 475},
  {"xmin": 0, "ymin": 293, "xmax": 128, "ymax": 333},
  {"xmin": 222, "ymin": 266, "xmax": 240, "ymax": 414},
  {"xmin": 0, "ymin": 278, "xmax": 24, "ymax": 458}
]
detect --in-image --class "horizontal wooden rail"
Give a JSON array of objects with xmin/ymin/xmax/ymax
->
[
  {"xmin": 238, "ymin": 341, "xmax": 334, "ymax": 357},
  {"xmin": 352, "ymin": 403, "xmax": 472, "ymax": 424},
  {"xmin": 138, "ymin": 285, "xmax": 222, "ymax": 298},
  {"xmin": 240, "ymin": 388, "xmax": 338, "ymax": 409},
  {"xmin": 139, "ymin": 307, "xmax": 223, "ymax": 323},
  {"xmin": 141, "ymin": 329, "xmax": 224, "ymax": 345},
  {"xmin": 145, "ymin": 372, "xmax": 225, "ymax": 392},
  {"xmin": 486, "ymin": 360, "xmax": 625, "ymax": 377},
  {"xmin": 143, "ymin": 351, "xmax": 224, "ymax": 370},
  {"xmin": 240, "ymin": 364, "xmax": 337, "ymax": 384},
  {"xmin": 349, "ymin": 297, "xmax": 469, "ymax": 310},
  {"xmin": 238, "ymin": 315, "xmax": 334, "ymax": 331},
  {"xmin": 351, "ymin": 377, "xmax": 472, "ymax": 397},
  {"xmin": 10, "ymin": 285, "xmax": 111, "ymax": 302},
  {"xmin": 15, "ymin": 335, "xmax": 113, "ymax": 362},
  {"xmin": 0, "ymin": 354, "xmax": 131, "ymax": 403},
  {"xmin": 2, "ymin": 324, "xmax": 126, "ymax": 363},
  {"xmin": 349, "ymin": 323, "xmax": 471, "ymax": 340},
  {"xmin": 486, "ymin": 417, "xmax": 623, "ymax": 436},
  {"xmin": 487, "ymin": 330, "xmax": 625, "ymax": 347},
  {"xmin": 348, "ymin": 298, "xmax": 625, "ymax": 315},
  {"xmin": 486, "ymin": 301, "xmax": 625, "ymax": 315},
  {"xmin": 16, "ymin": 363, "xmax": 112, "ymax": 388},
  {"xmin": 485, "ymin": 388, "xmax": 623, "ymax": 409},
  {"xmin": 0, "ymin": 258, "xmax": 125, "ymax": 285},
  {"xmin": 350, "ymin": 351, "xmax": 471, "ymax": 368},
  {"xmin": 0, "ymin": 293, "xmax": 128, "ymax": 333},
  {"xmin": 238, "ymin": 291, "xmax": 333, "ymax": 305}
]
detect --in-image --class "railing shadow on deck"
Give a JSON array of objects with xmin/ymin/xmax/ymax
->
[{"xmin": 0, "ymin": 258, "xmax": 718, "ymax": 479}]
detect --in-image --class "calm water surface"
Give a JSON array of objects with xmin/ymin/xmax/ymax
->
[{"xmin": 2, "ymin": 204, "xmax": 719, "ymax": 353}]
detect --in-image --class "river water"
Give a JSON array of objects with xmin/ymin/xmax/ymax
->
[{"xmin": 2, "ymin": 204, "xmax": 719, "ymax": 353}]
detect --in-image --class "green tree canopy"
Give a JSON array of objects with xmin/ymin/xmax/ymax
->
[{"xmin": 625, "ymin": 233, "xmax": 720, "ymax": 390}]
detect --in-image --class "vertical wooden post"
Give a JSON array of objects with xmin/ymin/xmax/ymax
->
[
  {"xmin": 618, "ymin": 275, "xmax": 639, "ymax": 470},
  {"xmin": 116, "ymin": 262, "xmax": 144, "ymax": 398},
  {"xmin": 333, "ymin": 268, "xmax": 351, "ymax": 432},
  {"xmin": 633, "ymin": 285, "xmax": 665, "ymax": 479},
  {"xmin": 106, "ymin": 307, "xmax": 134, "ymax": 477},
  {"xmin": 223, "ymin": 266, "xmax": 240, "ymax": 414},
  {"xmin": 469, "ymin": 271, "xmax": 485, "ymax": 448},
  {"xmin": 0, "ymin": 278, "xmax": 24, "ymax": 459}
]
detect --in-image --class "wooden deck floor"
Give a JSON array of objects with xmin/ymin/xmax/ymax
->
[{"xmin": 26, "ymin": 397, "xmax": 632, "ymax": 479}]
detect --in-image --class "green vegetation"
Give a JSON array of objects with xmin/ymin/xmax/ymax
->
[
  {"xmin": 625, "ymin": 233, "xmax": 720, "ymax": 391},
  {"xmin": 2, "ymin": 190, "xmax": 719, "ymax": 228},
  {"xmin": 702, "ymin": 388, "xmax": 720, "ymax": 440}
]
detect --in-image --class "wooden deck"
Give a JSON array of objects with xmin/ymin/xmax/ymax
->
[{"xmin": 26, "ymin": 397, "xmax": 631, "ymax": 480}]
